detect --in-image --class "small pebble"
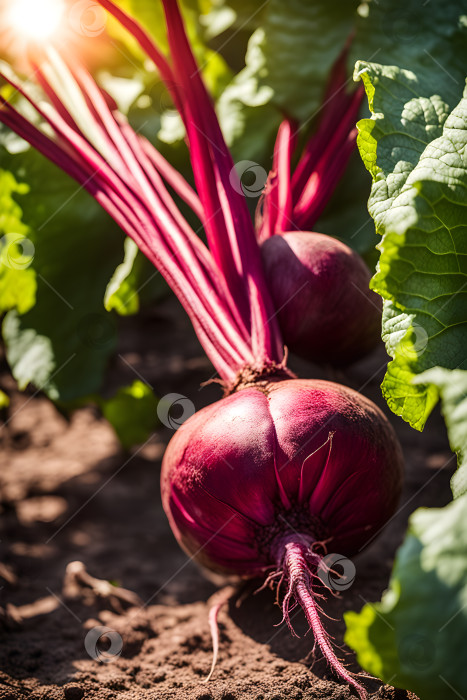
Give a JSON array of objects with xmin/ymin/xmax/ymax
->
[{"xmin": 64, "ymin": 685, "xmax": 84, "ymax": 700}]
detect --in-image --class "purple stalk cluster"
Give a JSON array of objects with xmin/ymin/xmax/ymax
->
[
  {"xmin": 258, "ymin": 53, "xmax": 363, "ymax": 240},
  {"xmin": 0, "ymin": 0, "xmax": 282, "ymax": 384},
  {"xmin": 257, "ymin": 59, "xmax": 382, "ymax": 366}
]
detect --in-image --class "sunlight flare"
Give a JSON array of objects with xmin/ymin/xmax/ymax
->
[{"xmin": 6, "ymin": 0, "xmax": 65, "ymax": 42}]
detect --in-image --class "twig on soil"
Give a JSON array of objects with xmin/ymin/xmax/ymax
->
[{"xmin": 63, "ymin": 561, "xmax": 143, "ymax": 613}]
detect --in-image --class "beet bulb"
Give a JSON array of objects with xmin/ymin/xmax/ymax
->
[
  {"xmin": 161, "ymin": 378, "xmax": 403, "ymax": 698},
  {"xmin": 260, "ymin": 232, "xmax": 382, "ymax": 366}
]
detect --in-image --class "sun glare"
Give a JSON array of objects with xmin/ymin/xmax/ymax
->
[{"xmin": 7, "ymin": 0, "xmax": 65, "ymax": 42}]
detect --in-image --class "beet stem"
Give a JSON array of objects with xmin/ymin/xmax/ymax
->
[{"xmin": 280, "ymin": 540, "xmax": 368, "ymax": 700}]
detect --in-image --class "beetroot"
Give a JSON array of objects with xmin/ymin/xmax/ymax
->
[
  {"xmin": 162, "ymin": 377, "xmax": 403, "ymax": 697},
  {"xmin": 162, "ymin": 379, "xmax": 402, "ymax": 576},
  {"xmin": 162, "ymin": 378, "xmax": 402, "ymax": 573},
  {"xmin": 261, "ymin": 232, "xmax": 382, "ymax": 365}
]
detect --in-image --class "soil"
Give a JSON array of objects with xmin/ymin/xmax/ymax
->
[{"xmin": 0, "ymin": 297, "xmax": 454, "ymax": 700}]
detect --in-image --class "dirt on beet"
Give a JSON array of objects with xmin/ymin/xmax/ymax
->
[{"xmin": 0, "ymin": 297, "xmax": 454, "ymax": 700}]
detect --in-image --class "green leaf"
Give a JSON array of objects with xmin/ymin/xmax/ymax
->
[
  {"xmin": 217, "ymin": 30, "xmax": 280, "ymax": 166},
  {"xmin": 217, "ymin": 0, "xmax": 362, "ymax": 183},
  {"xmin": 352, "ymin": 0, "xmax": 467, "ymax": 110},
  {"xmin": 104, "ymin": 238, "xmax": 141, "ymax": 316},
  {"xmin": 0, "ymin": 169, "xmax": 36, "ymax": 314},
  {"xmin": 201, "ymin": 0, "xmax": 268, "ymax": 37},
  {"xmin": 0, "ymin": 389, "xmax": 9, "ymax": 409},
  {"xmin": 2, "ymin": 312, "xmax": 56, "ymax": 394},
  {"xmin": 0, "ymin": 145, "xmax": 124, "ymax": 402},
  {"xmin": 110, "ymin": 0, "xmax": 169, "ymax": 50},
  {"xmin": 345, "ymin": 494, "xmax": 467, "ymax": 700},
  {"xmin": 414, "ymin": 368, "xmax": 467, "ymax": 499},
  {"xmin": 98, "ymin": 380, "xmax": 159, "ymax": 449},
  {"xmin": 379, "ymin": 90, "xmax": 467, "ymax": 428},
  {"xmin": 354, "ymin": 50, "xmax": 467, "ymax": 429},
  {"xmin": 104, "ymin": 235, "xmax": 170, "ymax": 316},
  {"xmin": 351, "ymin": 0, "xmax": 467, "ymax": 428},
  {"xmin": 345, "ymin": 366, "xmax": 467, "ymax": 695},
  {"xmin": 110, "ymin": 0, "xmax": 232, "ymax": 101},
  {"xmin": 345, "ymin": 6, "xmax": 467, "ymax": 695},
  {"xmin": 248, "ymin": 0, "xmax": 358, "ymax": 122}
]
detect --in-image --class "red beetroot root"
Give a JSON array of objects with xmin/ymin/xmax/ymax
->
[
  {"xmin": 261, "ymin": 232, "xmax": 382, "ymax": 366},
  {"xmin": 161, "ymin": 378, "xmax": 403, "ymax": 699}
]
